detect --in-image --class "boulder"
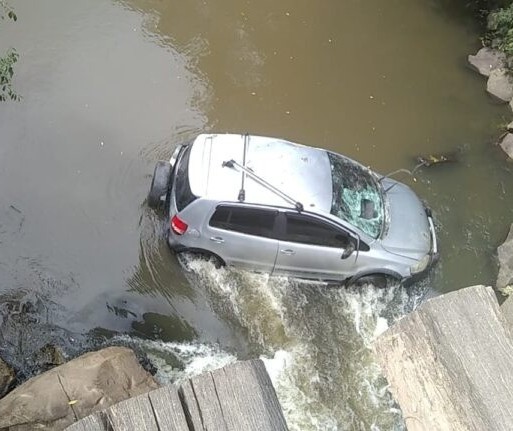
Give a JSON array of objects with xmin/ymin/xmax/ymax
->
[
  {"xmin": 499, "ymin": 134, "xmax": 513, "ymax": 159},
  {"xmin": 487, "ymin": 68, "xmax": 513, "ymax": 102},
  {"xmin": 0, "ymin": 346, "xmax": 159, "ymax": 431},
  {"xmin": 501, "ymin": 293, "xmax": 513, "ymax": 334},
  {"xmin": 374, "ymin": 285, "xmax": 513, "ymax": 430},
  {"xmin": 0, "ymin": 356, "xmax": 15, "ymax": 398},
  {"xmin": 497, "ymin": 224, "xmax": 513, "ymax": 295},
  {"xmin": 468, "ymin": 47, "xmax": 506, "ymax": 77}
]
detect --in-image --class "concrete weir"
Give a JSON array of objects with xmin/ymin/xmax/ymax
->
[
  {"xmin": 66, "ymin": 359, "xmax": 288, "ymax": 431},
  {"xmin": 374, "ymin": 285, "xmax": 513, "ymax": 431}
]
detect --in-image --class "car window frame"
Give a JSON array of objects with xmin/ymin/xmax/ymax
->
[
  {"xmin": 208, "ymin": 204, "xmax": 280, "ymax": 239},
  {"xmin": 278, "ymin": 211, "xmax": 369, "ymax": 251}
]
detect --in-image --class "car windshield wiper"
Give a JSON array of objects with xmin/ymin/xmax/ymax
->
[{"xmin": 222, "ymin": 158, "xmax": 304, "ymax": 212}]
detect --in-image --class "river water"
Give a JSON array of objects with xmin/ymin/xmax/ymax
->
[{"xmin": 1, "ymin": 0, "xmax": 513, "ymax": 429}]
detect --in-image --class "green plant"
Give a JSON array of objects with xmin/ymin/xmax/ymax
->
[
  {"xmin": 0, "ymin": 0, "xmax": 19, "ymax": 102},
  {"xmin": 0, "ymin": 48, "xmax": 19, "ymax": 101},
  {"xmin": 487, "ymin": 3, "xmax": 513, "ymax": 55}
]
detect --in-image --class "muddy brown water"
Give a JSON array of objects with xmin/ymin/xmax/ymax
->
[{"xmin": 1, "ymin": 0, "xmax": 513, "ymax": 429}]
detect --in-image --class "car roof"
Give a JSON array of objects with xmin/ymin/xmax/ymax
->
[{"xmin": 188, "ymin": 133, "xmax": 333, "ymax": 214}]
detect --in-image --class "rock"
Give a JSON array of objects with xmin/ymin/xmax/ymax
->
[
  {"xmin": 67, "ymin": 359, "xmax": 288, "ymax": 431},
  {"xmin": 507, "ymin": 120, "xmax": 513, "ymax": 132},
  {"xmin": 0, "ymin": 356, "xmax": 15, "ymax": 399},
  {"xmin": 501, "ymin": 293, "xmax": 513, "ymax": 334},
  {"xmin": 487, "ymin": 68, "xmax": 513, "ymax": 102},
  {"xmin": 468, "ymin": 47, "xmax": 506, "ymax": 77},
  {"xmin": 0, "ymin": 346, "xmax": 159, "ymax": 431},
  {"xmin": 499, "ymin": 134, "xmax": 513, "ymax": 159},
  {"xmin": 497, "ymin": 224, "xmax": 513, "ymax": 295},
  {"xmin": 374, "ymin": 285, "xmax": 513, "ymax": 430}
]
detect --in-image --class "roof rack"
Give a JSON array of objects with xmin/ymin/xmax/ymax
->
[
  {"xmin": 237, "ymin": 134, "xmax": 249, "ymax": 202},
  {"xmin": 222, "ymin": 158, "xmax": 304, "ymax": 212}
]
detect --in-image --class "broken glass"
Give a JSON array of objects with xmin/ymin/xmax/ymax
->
[{"xmin": 328, "ymin": 152, "xmax": 384, "ymax": 238}]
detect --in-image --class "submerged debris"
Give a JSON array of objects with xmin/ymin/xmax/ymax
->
[{"xmin": 416, "ymin": 151, "xmax": 459, "ymax": 167}]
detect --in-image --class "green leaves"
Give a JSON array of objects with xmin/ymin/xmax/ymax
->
[
  {"xmin": 0, "ymin": 1, "xmax": 20, "ymax": 102},
  {"xmin": 0, "ymin": 48, "xmax": 20, "ymax": 101},
  {"xmin": 0, "ymin": 0, "xmax": 16, "ymax": 21},
  {"xmin": 487, "ymin": 4, "xmax": 513, "ymax": 56}
]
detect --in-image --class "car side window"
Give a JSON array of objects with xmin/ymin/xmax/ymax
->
[
  {"xmin": 209, "ymin": 206, "xmax": 278, "ymax": 239},
  {"xmin": 283, "ymin": 213, "xmax": 351, "ymax": 248}
]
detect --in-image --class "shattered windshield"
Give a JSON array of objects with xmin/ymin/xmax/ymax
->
[{"xmin": 328, "ymin": 152, "xmax": 384, "ymax": 238}]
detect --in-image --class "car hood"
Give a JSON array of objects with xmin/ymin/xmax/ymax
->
[{"xmin": 380, "ymin": 179, "xmax": 431, "ymax": 259}]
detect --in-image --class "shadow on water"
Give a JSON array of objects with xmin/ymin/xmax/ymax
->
[
  {"xmin": 431, "ymin": 0, "xmax": 510, "ymax": 24},
  {"xmin": 428, "ymin": 0, "xmax": 490, "ymax": 27}
]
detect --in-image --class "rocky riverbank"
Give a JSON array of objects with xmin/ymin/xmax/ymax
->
[
  {"xmin": 0, "ymin": 346, "xmax": 288, "ymax": 431},
  {"xmin": 467, "ymin": 47, "xmax": 513, "ymax": 296},
  {"xmin": 497, "ymin": 223, "xmax": 513, "ymax": 295},
  {"xmin": 0, "ymin": 346, "xmax": 159, "ymax": 430},
  {"xmin": 468, "ymin": 47, "xmax": 513, "ymax": 159}
]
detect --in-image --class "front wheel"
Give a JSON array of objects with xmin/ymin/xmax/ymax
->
[
  {"xmin": 350, "ymin": 274, "xmax": 400, "ymax": 289},
  {"xmin": 148, "ymin": 161, "xmax": 171, "ymax": 208}
]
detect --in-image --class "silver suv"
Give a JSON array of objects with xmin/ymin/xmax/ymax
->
[{"xmin": 148, "ymin": 133, "xmax": 438, "ymax": 287}]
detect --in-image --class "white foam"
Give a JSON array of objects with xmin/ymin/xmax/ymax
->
[
  {"xmin": 113, "ymin": 336, "xmax": 236, "ymax": 385},
  {"xmin": 131, "ymin": 257, "xmax": 420, "ymax": 430},
  {"xmin": 261, "ymin": 349, "xmax": 291, "ymax": 382}
]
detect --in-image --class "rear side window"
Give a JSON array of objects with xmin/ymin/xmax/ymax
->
[
  {"xmin": 174, "ymin": 146, "xmax": 197, "ymax": 211},
  {"xmin": 209, "ymin": 206, "xmax": 277, "ymax": 238},
  {"xmin": 283, "ymin": 213, "xmax": 351, "ymax": 248}
]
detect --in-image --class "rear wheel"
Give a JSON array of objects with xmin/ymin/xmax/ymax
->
[
  {"xmin": 148, "ymin": 161, "xmax": 171, "ymax": 208},
  {"xmin": 351, "ymin": 273, "xmax": 400, "ymax": 289}
]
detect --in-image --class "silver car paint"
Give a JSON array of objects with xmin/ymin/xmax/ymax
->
[
  {"xmin": 203, "ymin": 204, "xmax": 279, "ymax": 273},
  {"xmin": 166, "ymin": 133, "xmax": 437, "ymax": 282},
  {"xmin": 380, "ymin": 178, "xmax": 431, "ymax": 259},
  {"xmin": 188, "ymin": 134, "xmax": 333, "ymax": 212}
]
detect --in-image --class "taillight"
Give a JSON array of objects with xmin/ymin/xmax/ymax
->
[{"xmin": 171, "ymin": 215, "xmax": 188, "ymax": 235}]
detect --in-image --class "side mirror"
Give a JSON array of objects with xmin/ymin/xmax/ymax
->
[{"xmin": 341, "ymin": 241, "xmax": 356, "ymax": 260}]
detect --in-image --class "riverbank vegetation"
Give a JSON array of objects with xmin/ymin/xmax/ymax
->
[
  {"xmin": 486, "ymin": 2, "xmax": 513, "ymax": 57},
  {"xmin": 0, "ymin": 0, "xmax": 19, "ymax": 101},
  {"xmin": 441, "ymin": 0, "xmax": 513, "ymax": 66}
]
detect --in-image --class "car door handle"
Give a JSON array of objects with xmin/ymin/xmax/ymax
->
[
  {"xmin": 280, "ymin": 249, "xmax": 295, "ymax": 256},
  {"xmin": 210, "ymin": 236, "xmax": 225, "ymax": 244}
]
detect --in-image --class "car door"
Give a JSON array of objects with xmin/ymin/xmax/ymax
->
[
  {"xmin": 273, "ymin": 212, "xmax": 358, "ymax": 281},
  {"xmin": 204, "ymin": 205, "xmax": 280, "ymax": 273}
]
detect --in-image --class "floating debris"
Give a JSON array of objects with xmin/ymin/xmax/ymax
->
[{"xmin": 416, "ymin": 151, "xmax": 458, "ymax": 167}]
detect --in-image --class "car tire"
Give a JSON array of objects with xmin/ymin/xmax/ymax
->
[
  {"xmin": 176, "ymin": 250, "xmax": 225, "ymax": 271},
  {"xmin": 148, "ymin": 161, "xmax": 171, "ymax": 208},
  {"xmin": 351, "ymin": 273, "xmax": 399, "ymax": 289}
]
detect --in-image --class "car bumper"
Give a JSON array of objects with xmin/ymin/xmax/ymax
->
[
  {"xmin": 405, "ymin": 209, "xmax": 439, "ymax": 285},
  {"xmin": 167, "ymin": 231, "xmax": 187, "ymax": 252},
  {"xmin": 426, "ymin": 208, "xmax": 440, "ymax": 265}
]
